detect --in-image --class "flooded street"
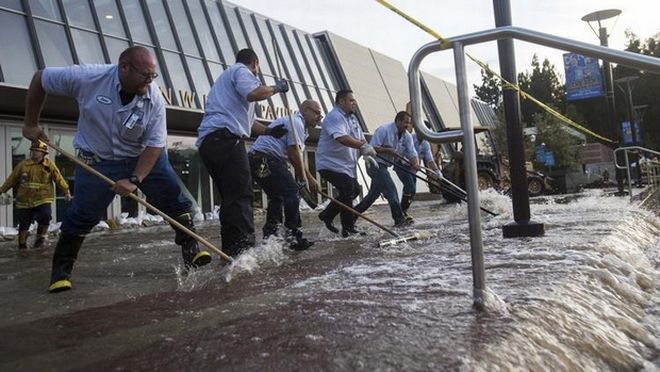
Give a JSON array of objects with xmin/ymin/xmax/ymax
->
[{"xmin": 0, "ymin": 189, "xmax": 658, "ymax": 371}]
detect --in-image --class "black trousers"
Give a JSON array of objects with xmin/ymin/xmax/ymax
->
[
  {"xmin": 318, "ymin": 169, "xmax": 361, "ymax": 230},
  {"xmin": 249, "ymin": 153, "xmax": 301, "ymax": 237},
  {"xmin": 199, "ymin": 129, "xmax": 255, "ymax": 255},
  {"xmin": 15, "ymin": 203, "xmax": 51, "ymax": 231}
]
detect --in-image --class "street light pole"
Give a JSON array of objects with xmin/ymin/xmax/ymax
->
[
  {"xmin": 582, "ymin": 9, "xmax": 625, "ymax": 195},
  {"xmin": 616, "ymin": 76, "xmax": 640, "ymax": 184}
]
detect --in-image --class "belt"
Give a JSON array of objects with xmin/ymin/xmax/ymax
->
[
  {"xmin": 211, "ymin": 127, "xmax": 243, "ymax": 140},
  {"xmin": 76, "ymin": 150, "xmax": 102, "ymax": 165}
]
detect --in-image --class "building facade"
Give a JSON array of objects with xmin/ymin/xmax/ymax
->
[{"xmin": 0, "ymin": 0, "xmax": 493, "ymax": 228}]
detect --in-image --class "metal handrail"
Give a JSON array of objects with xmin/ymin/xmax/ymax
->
[
  {"xmin": 614, "ymin": 146, "xmax": 660, "ymax": 202},
  {"xmin": 408, "ymin": 26, "xmax": 660, "ymax": 307}
]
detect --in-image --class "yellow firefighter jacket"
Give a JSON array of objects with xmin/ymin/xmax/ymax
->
[{"xmin": 0, "ymin": 158, "xmax": 70, "ymax": 209}]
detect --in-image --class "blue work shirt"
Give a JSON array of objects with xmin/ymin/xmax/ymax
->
[
  {"xmin": 411, "ymin": 133, "xmax": 433, "ymax": 164},
  {"xmin": 249, "ymin": 112, "xmax": 308, "ymax": 161},
  {"xmin": 316, "ymin": 106, "xmax": 365, "ymax": 178},
  {"xmin": 41, "ymin": 64, "xmax": 166, "ymax": 160},
  {"xmin": 370, "ymin": 122, "xmax": 417, "ymax": 167},
  {"xmin": 196, "ymin": 63, "xmax": 261, "ymax": 146}
]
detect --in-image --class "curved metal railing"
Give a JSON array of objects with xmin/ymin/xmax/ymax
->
[{"xmin": 408, "ymin": 26, "xmax": 660, "ymax": 306}]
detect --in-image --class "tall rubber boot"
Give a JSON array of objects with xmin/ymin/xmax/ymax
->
[
  {"xmin": 18, "ymin": 230, "xmax": 28, "ymax": 250},
  {"xmin": 286, "ymin": 228, "xmax": 313, "ymax": 251},
  {"xmin": 400, "ymin": 194, "xmax": 414, "ymax": 220},
  {"xmin": 33, "ymin": 225, "xmax": 49, "ymax": 250},
  {"xmin": 173, "ymin": 213, "xmax": 211, "ymax": 269},
  {"xmin": 49, "ymin": 232, "xmax": 85, "ymax": 293}
]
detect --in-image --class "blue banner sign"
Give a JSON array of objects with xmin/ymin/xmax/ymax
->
[
  {"xmin": 563, "ymin": 53, "xmax": 604, "ymax": 101},
  {"xmin": 535, "ymin": 145, "xmax": 555, "ymax": 167},
  {"xmin": 621, "ymin": 121, "xmax": 642, "ymax": 145}
]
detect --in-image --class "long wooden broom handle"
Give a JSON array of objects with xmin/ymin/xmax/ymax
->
[{"xmin": 46, "ymin": 141, "xmax": 233, "ymax": 263}]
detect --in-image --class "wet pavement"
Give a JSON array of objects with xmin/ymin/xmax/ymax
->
[{"xmin": 0, "ymin": 191, "xmax": 658, "ymax": 371}]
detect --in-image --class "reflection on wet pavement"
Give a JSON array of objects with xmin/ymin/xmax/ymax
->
[{"xmin": 0, "ymin": 190, "xmax": 658, "ymax": 371}]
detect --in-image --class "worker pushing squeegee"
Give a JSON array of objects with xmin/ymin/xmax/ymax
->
[
  {"xmin": 379, "ymin": 153, "xmax": 499, "ymax": 217},
  {"xmin": 271, "ymin": 40, "xmax": 417, "ymax": 248}
]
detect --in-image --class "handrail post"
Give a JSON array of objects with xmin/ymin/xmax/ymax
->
[
  {"xmin": 624, "ymin": 150, "xmax": 633, "ymax": 202},
  {"xmin": 453, "ymin": 42, "xmax": 485, "ymax": 310},
  {"xmin": 494, "ymin": 0, "xmax": 544, "ymax": 238}
]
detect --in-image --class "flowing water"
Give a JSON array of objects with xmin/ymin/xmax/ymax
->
[{"xmin": 0, "ymin": 189, "xmax": 658, "ymax": 371}]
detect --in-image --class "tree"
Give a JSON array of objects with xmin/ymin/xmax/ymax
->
[
  {"xmin": 473, "ymin": 66, "xmax": 501, "ymax": 109},
  {"xmin": 532, "ymin": 112, "xmax": 582, "ymax": 172},
  {"xmin": 612, "ymin": 30, "xmax": 660, "ymax": 150},
  {"xmin": 517, "ymin": 54, "xmax": 565, "ymax": 126}
]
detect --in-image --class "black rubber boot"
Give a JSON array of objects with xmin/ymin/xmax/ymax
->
[
  {"xmin": 18, "ymin": 230, "xmax": 28, "ymax": 250},
  {"xmin": 286, "ymin": 229, "xmax": 313, "ymax": 251},
  {"xmin": 173, "ymin": 213, "xmax": 211, "ymax": 270},
  {"xmin": 33, "ymin": 225, "xmax": 49, "ymax": 250},
  {"xmin": 220, "ymin": 225, "xmax": 254, "ymax": 258},
  {"xmin": 49, "ymin": 232, "xmax": 85, "ymax": 293},
  {"xmin": 318, "ymin": 211, "xmax": 339, "ymax": 234},
  {"xmin": 400, "ymin": 193, "xmax": 414, "ymax": 216}
]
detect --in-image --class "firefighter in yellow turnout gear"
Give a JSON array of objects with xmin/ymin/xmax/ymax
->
[{"xmin": 0, "ymin": 140, "xmax": 71, "ymax": 250}]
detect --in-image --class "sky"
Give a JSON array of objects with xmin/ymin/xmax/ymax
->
[{"xmin": 229, "ymin": 0, "xmax": 660, "ymax": 94}]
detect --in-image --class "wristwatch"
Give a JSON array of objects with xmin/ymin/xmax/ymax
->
[{"xmin": 128, "ymin": 175, "xmax": 141, "ymax": 187}]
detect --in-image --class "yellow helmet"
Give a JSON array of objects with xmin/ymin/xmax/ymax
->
[{"xmin": 30, "ymin": 139, "xmax": 49, "ymax": 154}]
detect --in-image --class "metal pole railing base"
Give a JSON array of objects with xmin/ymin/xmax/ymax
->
[
  {"xmin": 473, "ymin": 288, "xmax": 485, "ymax": 311},
  {"xmin": 502, "ymin": 220, "xmax": 545, "ymax": 238}
]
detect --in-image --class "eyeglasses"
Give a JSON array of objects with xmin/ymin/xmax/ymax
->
[
  {"xmin": 127, "ymin": 63, "xmax": 158, "ymax": 81},
  {"xmin": 307, "ymin": 107, "xmax": 323, "ymax": 116}
]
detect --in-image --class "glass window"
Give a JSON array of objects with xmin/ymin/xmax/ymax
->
[
  {"xmin": 145, "ymin": 0, "xmax": 176, "ymax": 50},
  {"xmin": 271, "ymin": 24, "xmax": 301, "ymax": 83},
  {"xmin": 240, "ymin": 12, "xmax": 272, "ymax": 75},
  {"xmin": 187, "ymin": 0, "xmax": 220, "ymax": 62},
  {"xmin": 223, "ymin": 5, "xmax": 247, "ymax": 51},
  {"xmin": 168, "ymin": 0, "xmax": 199, "ymax": 57},
  {"xmin": 34, "ymin": 20, "xmax": 74, "ymax": 67},
  {"xmin": 270, "ymin": 22, "xmax": 305, "ymax": 106},
  {"xmin": 281, "ymin": 26, "xmax": 313, "ymax": 87},
  {"xmin": 50, "ymin": 131, "xmax": 75, "ymax": 222},
  {"xmin": 0, "ymin": 0, "xmax": 23, "ymax": 11},
  {"xmin": 162, "ymin": 51, "xmax": 191, "ymax": 103},
  {"xmin": 307, "ymin": 36, "xmax": 334, "ymax": 87},
  {"xmin": 205, "ymin": 0, "xmax": 233, "ymax": 61},
  {"xmin": 30, "ymin": 0, "xmax": 62, "ymax": 21},
  {"xmin": 95, "ymin": 0, "xmax": 126, "ymax": 38},
  {"xmin": 186, "ymin": 57, "xmax": 210, "ymax": 105},
  {"xmin": 0, "ymin": 11, "xmax": 38, "ymax": 85},
  {"xmin": 9, "ymin": 127, "xmax": 31, "ymax": 227},
  {"xmin": 167, "ymin": 136, "xmax": 213, "ymax": 213},
  {"xmin": 295, "ymin": 31, "xmax": 323, "ymax": 87},
  {"xmin": 119, "ymin": 0, "xmax": 151, "ymax": 44},
  {"xmin": 71, "ymin": 29, "xmax": 106, "ymax": 64},
  {"xmin": 62, "ymin": 0, "xmax": 95, "ymax": 29},
  {"xmin": 103, "ymin": 36, "xmax": 129, "ymax": 63},
  {"xmin": 207, "ymin": 62, "xmax": 224, "ymax": 82}
]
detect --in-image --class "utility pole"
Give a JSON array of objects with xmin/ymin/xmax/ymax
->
[{"xmin": 581, "ymin": 9, "xmax": 625, "ymax": 195}]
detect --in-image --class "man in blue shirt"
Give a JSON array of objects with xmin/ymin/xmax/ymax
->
[
  {"xmin": 395, "ymin": 128, "xmax": 440, "ymax": 221},
  {"xmin": 197, "ymin": 49, "xmax": 289, "ymax": 257},
  {"xmin": 316, "ymin": 90, "xmax": 377, "ymax": 237},
  {"xmin": 248, "ymin": 100, "xmax": 323, "ymax": 250},
  {"xmin": 354, "ymin": 111, "xmax": 419, "ymax": 227},
  {"xmin": 22, "ymin": 46, "xmax": 211, "ymax": 293}
]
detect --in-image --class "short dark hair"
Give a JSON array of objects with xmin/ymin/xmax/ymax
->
[
  {"xmin": 236, "ymin": 49, "xmax": 258, "ymax": 65},
  {"xmin": 395, "ymin": 111, "xmax": 411, "ymax": 123},
  {"xmin": 335, "ymin": 89, "xmax": 353, "ymax": 104}
]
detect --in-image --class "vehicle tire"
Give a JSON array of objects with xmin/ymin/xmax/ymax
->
[
  {"xmin": 477, "ymin": 171, "xmax": 497, "ymax": 190},
  {"xmin": 528, "ymin": 176, "xmax": 545, "ymax": 197}
]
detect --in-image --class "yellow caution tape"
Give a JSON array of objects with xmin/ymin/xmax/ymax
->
[{"xmin": 375, "ymin": 0, "xmax": 614, "ymax": 144}]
